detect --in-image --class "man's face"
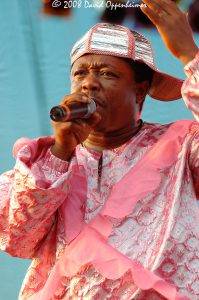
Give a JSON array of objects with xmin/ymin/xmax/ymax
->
[{"xmin": 70, "ymin": 54, "xmax": 145, "ymax": 132}]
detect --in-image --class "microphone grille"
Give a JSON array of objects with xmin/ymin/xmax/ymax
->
[{"xmin": 88, "ymin": 99, "xmax": 97, "ymax": 114}]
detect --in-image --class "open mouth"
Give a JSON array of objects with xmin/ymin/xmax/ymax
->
[
  {"xmin": 94, "ymin": 99, "xmax": 106, "ymax": 108},
  {"xmin": 85, "ymin": 95, "xmax": 106, "ymax": 108}
]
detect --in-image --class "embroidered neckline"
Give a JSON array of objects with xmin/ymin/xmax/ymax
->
[
  {"xmin": 81, "ymin": 119, "xmax": 144, "ymax": 153},
  {"xmin": 97, "ymin": 119, "xmax": 143, "ymax": 186}
]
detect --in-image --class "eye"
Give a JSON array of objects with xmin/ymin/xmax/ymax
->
[
  {"xmin": 100, "ymin": 70, "xmax": 116, "ymax": 77},
  {"xmin": 73, "ymin": 70, "xmax": 87, "ymax": 77}
]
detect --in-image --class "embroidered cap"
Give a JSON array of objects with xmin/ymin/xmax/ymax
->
[{"xmin": 70, "ymin": 23, "xmax": 183, "ymax": 101}]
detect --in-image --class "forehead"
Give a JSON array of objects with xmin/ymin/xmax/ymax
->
[{"xmin": 71, "ymin": 54, "xmax": 134, "ymax": 74}]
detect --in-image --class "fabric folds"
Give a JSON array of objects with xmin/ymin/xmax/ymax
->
[{"xmin": 29, "ymin": 120, "xmax": 194, "ymax": 300}]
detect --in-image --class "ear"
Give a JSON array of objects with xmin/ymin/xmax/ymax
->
[{"xmin": 135, "ymin": 80, "xmax": 149, "ymax": 106}]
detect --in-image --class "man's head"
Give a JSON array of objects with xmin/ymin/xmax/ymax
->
[
  {"xmin": 70, "ymin": 53, "xmax": 152, "ymax": 132},
  {"xmin": 69, "ymin": 23, "xmax": 183, "ymax": 132},
  {"xmin": 70, "ymin": 23, "xmax": 183, "ymax": 101}
]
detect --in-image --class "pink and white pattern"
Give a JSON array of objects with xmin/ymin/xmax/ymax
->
[{"xmin": 0, "ymin": 53, "xmax": 199, "ymax": 300}]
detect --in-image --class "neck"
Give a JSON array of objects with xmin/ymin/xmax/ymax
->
[{"xmin": 83, "ymin": 119, "xmax": 143, "ymax": 151}]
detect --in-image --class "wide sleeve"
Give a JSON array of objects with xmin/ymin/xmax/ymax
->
[
  {"xmin": 189, "ymin": 124, "xmax": 199, "ymax": 199},
  {"xmin": 0, "ymin": 136, "xmax": 72, "ymax": 259},
  {"xmin": 182, "ymin": 51, "xmax": 199, "ymax": 122}
]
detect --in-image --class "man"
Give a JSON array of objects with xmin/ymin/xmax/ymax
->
[{"xmin": 0, "ymin": 0, "xmax": 198, "ymax": 299}]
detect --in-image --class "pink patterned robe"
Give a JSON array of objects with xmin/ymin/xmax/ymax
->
[{"xmin": 0, "ymin": 53, "xmax": 199, "ymax": 300}]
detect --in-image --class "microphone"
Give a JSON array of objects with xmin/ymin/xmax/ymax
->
[{"xmin": 50, "ymin": 99, "xmax": 96, "ymax": 122}]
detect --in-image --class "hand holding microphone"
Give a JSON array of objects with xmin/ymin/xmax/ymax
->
[{"xmin": 50, "ymin": 94, "xmax": 101, "ymax": 161}]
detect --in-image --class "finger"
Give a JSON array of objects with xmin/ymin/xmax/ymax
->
[
  {"xmin": 52, "ymin": 118, "xmax": 87, "ymax": 131},
  {"xmin": 72, "ymin": 119, "xmax": 89, "ymax": 128},
  {"xmin": 60, "ymin": 93, "xmax": 91, "ymax": 105},
  {"xmin": 51, "ymin": 120, "xmax": 73, "ymax": 135},
  {"xmin": 71, "ymin": 121, "xmax": 93, "ymax": 144},
  {"xmin": 142, "ymin": 0, "xmax": 181, "ymax": 16},
  {"xmin": 142, "ymin": 0, "xmax": 164, "ymax": 15},
  {"xmin": 156, "ymin": 0, "xmax": 182, "ymax": 15},
  {"xmin": 86, "ymin": 112, "xmax": 102, "ymax": 128},
  {"xmin": 140, "ymin": 3, "xmax": 161, "ymax": 24}
]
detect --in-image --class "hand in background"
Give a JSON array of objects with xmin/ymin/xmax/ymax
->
[{"xmin": 141, "ymin": 0, "xmax": 198, "ymax": 65}]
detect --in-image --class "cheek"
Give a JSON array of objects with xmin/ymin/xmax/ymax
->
[
  {"xmin": 71, "ymin": 86, "xmax": 79, "ymax": 94},
  {"xmin": 70, "ymin": 85, "xmax": 75, "ymax": 93},
  {"xmin": 103, "ymin": 82, "xmax": 119, "ymax": 97},
  {"xmin": 70, "ymin": 79, "xmax": 80, "ymax": 92}
]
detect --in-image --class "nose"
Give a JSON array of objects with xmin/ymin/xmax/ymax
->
[{"xmin": 81, "ymin": 73, "xmax": 100, "ymax": 93}]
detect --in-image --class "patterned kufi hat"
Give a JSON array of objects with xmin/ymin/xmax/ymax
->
[{"xmin": 70, "ymin": 23, "xmax": 183, "ymax": 101}]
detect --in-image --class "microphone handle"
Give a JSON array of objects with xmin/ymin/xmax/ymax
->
[{"xmin": 50, "ymin": 99, "xmax": 96, "ymax": 122}]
